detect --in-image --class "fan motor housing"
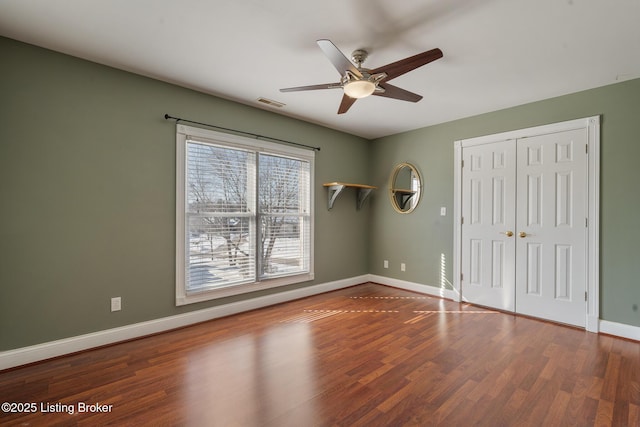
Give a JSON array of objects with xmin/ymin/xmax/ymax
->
[{"xmin": 351, "ymin": 49, "xmax": 369, "ymax": 67}]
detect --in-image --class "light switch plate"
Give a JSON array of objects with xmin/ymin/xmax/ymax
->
[{"xmin": 111, "ymin": 297, "xmax": 121, "ymax": 312}]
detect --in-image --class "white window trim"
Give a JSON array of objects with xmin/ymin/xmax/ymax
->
[{"xmin": 175, "ymin": 124, "xmax": 315, "ymax": 306}]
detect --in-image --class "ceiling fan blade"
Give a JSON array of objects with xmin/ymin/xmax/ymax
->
[
  {"xmin": 371, "ymin": 48, "xmax": 443, "ymax": 82},
  {"xmin": 338, "ymin": 94, "xmax": 357, "ymax": 114},
  {"xmin": 317, "ymin": 39, "xmax": 363, "ymax": 79},
  {"xmin": 374, "ymin": 83, "xmax": 423, "ymax": 102},
  {"xmin": 280, "ymin": 83, "xmax": 341, "ymax": 92}
]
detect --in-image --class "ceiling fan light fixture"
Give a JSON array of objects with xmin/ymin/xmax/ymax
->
[
  {"xmin": 280, "ymin": 39, "xmax": 442, "ymax": 114},
  {"xmin": 343, "ymin": 80, "xmax": 376, "ymax": 99}
]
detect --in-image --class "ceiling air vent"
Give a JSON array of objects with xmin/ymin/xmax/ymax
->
[{"xmin": 257, "ymin": 97, "xmax": 285, "ymax": 108}]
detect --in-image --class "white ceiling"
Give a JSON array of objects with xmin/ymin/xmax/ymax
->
[{"xmin": 1, "ymin": 0, "xmax": 639, "ymax": 139}]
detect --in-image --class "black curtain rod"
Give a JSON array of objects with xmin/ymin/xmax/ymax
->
[{"xmin": 164, "ymin": 114, "xmax": 321, "ymax": 152}]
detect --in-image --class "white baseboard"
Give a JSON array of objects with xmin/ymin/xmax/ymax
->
[
  {"xmin": 599, "ymin": 319, "xmax": 640, "ymax": 341},
  {"xmin": 0, "ymin": 275, "xmax": 367, "ymax": 371},
  {"xmin": 367, "ymin": 274, "xmax": 457, "ymax": 300},
  {"xmin": 369, "ymin": 275, "xmax": 640, "ymax": 343},
  {"xmin": 3, "ymin": 276, "xmax": 638, "ymax": 371}
]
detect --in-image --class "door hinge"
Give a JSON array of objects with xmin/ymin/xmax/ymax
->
[
  {"xmin": 461, "ymin": 217, "xmax": 464, "ymax": 225},
  {"xmin": 586, "ymin": 218, "xmax": 588, "ymax": 227},
  {"xmin": 461, "ymin": 273, "xmax": 464, "ymax": 282},
  {"xmin": 585, "ymin": 291, "xmax": 588, "ymax": 302},
  {"xmin": 586, "ymin": 144, "xmax": 589, "ymax": 154},
  {"xmin": 461, "ymin": 159, "xmax": 465, "ymax": 168}
]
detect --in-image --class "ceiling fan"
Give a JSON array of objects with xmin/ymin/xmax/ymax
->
[{"xmin": 280, "ymin": 39, "xmax": 443, "ymax": 114}]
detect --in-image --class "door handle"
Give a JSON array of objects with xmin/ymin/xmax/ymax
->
[
  {"xmin": 519, "ymin": 231, "xmax": 528, "ymax": 238},
  {"xmin": 501, "ymin": 231, "xmax": 514, "ymax": 237}
]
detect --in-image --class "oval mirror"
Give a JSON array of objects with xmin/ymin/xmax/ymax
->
[{"xmin": 389, "ymin": 162, "xmax": 422, "ymax": 213}]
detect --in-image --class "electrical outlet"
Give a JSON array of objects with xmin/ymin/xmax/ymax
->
[
  {"xmin": 384, "ymin": 260, "xmax": 389, "ymax": 269},
  {"xmin": 111, "ymin": 297, "xmax": 121, "ymax": 312},
  {"xmin": 440, "ymin": 207, "xmax": 447, "ymax": 216},
  {"xmin": 401, "ymin": 263, "xmax": 406, "ymax": 272}
]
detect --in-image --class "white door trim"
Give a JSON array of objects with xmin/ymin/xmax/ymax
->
[{"xmin": 453, "ymin": 116, "xmax": 600, "ymax": 332}]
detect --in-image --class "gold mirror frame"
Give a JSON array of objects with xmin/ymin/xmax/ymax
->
[{"xmin": 388, "ymin": 162, "xmax": 422, "ymax": 214}]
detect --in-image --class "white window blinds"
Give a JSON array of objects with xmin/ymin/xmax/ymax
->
[{"xmin": 177, "ymin": 125, "xmax": 314, "ymax": 304}]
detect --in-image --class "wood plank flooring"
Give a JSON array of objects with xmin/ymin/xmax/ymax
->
[{"xmin": 1, "ymin": 283, "xmax": 639, "ymax": 426}]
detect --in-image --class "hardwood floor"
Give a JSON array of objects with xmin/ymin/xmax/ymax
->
[{"xmin": 1, "ymin": 283, "xmax": 639, "ymax": 426}]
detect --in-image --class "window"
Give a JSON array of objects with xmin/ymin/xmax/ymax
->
[{"xmin": 176, "ymin": 125, "xmax": 314, "ymax": 305}]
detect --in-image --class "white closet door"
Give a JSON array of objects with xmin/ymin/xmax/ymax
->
[
  {"xmin": 461, "ymin": 140, "xmax": 516, "ymax": 311},
  {"xmin": 515, "ymin": 129, "xmax": 588, "ymax": 327}
]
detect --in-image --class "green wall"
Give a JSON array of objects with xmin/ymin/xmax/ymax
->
[
  {"xmin": 2, "ymin": 35, "xmax": 640, "ymax": 352},
  {"xmin": 0, "ymin": 37, "xmax": 371, "ymax": 350},
  {"xmin": 369, "ymin": 78, "xmax": 640, "ymax": 328}
]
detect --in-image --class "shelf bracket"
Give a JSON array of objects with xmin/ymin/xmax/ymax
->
[
  {"xmin": 356, "ymin": 187, "xmax": 373, "ymax": 210},
  {"xmin": 326, "ymin": 184, "xmax": 346, "ymax": 210}
]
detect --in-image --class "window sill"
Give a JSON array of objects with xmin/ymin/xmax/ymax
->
[{"xmin": 176, "ymin": 272, "xmax": 314, "ymax": 306}]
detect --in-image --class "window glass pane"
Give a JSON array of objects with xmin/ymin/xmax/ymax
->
[
  {"xmin": 258, "ymin": 154, "xmax": 309, "ymax": 214},
  {"xmin": 186, "ymin": 141, "xmax": 256, "ymax": 292},
  {"xmin": 187, "ymin": 214, "xmax": 254, "ymax": 290},
  {"xmin": 187, "ymin": 142, "xmax": 253, "ymax": 213},
  {"xmin": 259, "ymin": 215, "xmax": 309, "ymax": 278},
  {"xmin": 258, "ymin": 153, "xmax": 310, "ymax": 279}
]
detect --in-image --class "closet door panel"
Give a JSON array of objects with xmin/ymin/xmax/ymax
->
[
  {"xmin": 461, "ymin": 140, "xmax": 516, "ymax": 311},
  {"xmin": 515, "ymin": 129, "xmax": 587, "ymax": 327}
]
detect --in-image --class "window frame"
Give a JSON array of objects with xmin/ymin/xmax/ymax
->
[{"xmin": 176, "ymin": 124, "xmax": 314, "ymax": 306}]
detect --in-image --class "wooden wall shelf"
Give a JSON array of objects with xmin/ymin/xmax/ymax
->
[{"xmin": 323, "ymin": 182, "xmax": 377, "ymax": 210}]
